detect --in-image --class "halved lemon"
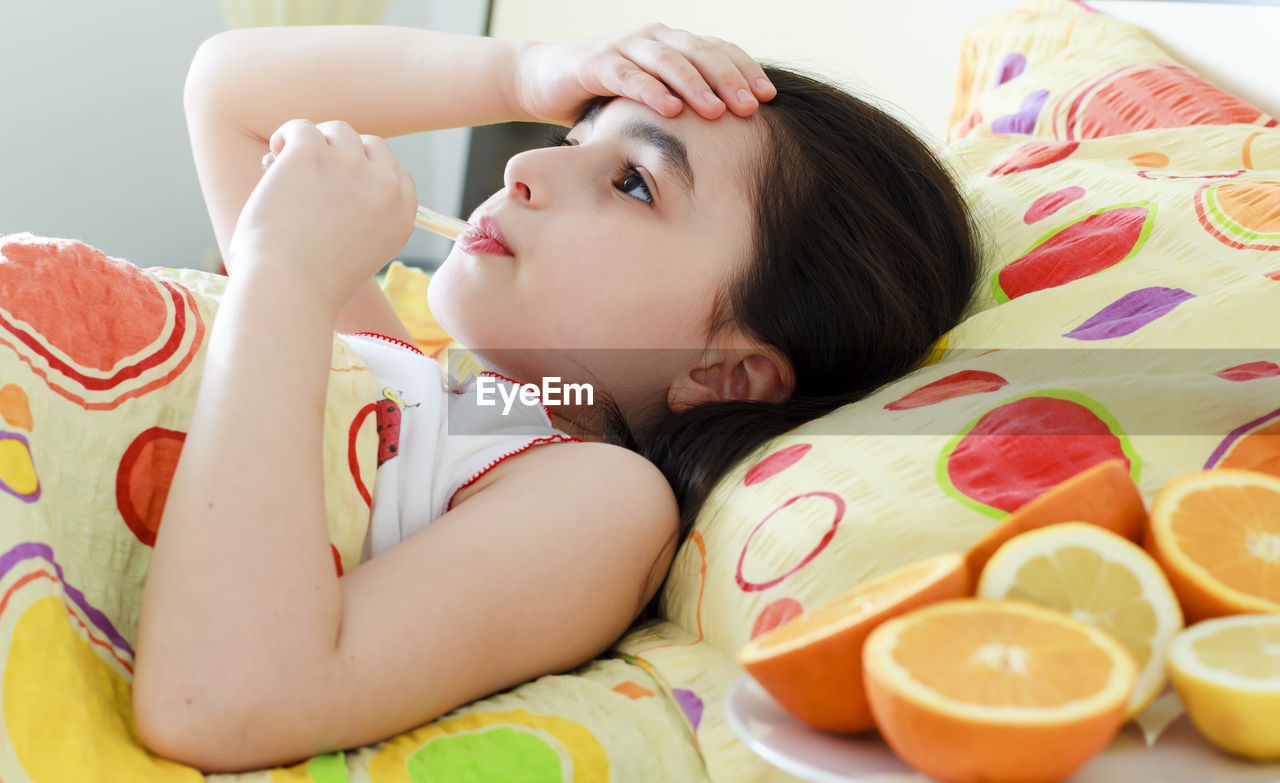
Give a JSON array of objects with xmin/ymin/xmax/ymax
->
[
  {"xmin": 736, "ymin": 551, "xmax": 969, "ymax": 733},
  {"xmin": 1167, "ymin": 614, "xmax": 1280, "ymax": 761},
  {"xmin": 863, "ymin": 598, "xmax": 1135, "ymax": 783},
  {"xmin": 976, "ymin": 522, "xmax": 1183, "ymax": 719}
]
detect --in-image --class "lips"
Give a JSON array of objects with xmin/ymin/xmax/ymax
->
[{"xmin": 457, "ymin": 214, "xmax": 513, "ymax": 257}]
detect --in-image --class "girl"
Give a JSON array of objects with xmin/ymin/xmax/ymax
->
[{"xmin": 132, "ymin": 22, "xmax": 978, "ymax": 772}]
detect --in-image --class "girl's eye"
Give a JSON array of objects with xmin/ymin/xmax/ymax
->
[
  {"xmin": 546, "ymin": 131, "xmax": 653, "ymax": 206},
  {"xmin": 615, "ymin": 166, "xmax": 653, "ymax": 205}
]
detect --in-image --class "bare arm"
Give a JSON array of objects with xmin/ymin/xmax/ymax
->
[
  {"xmin": 183, "ymin": 26, "xmax": 531, "ymax": 336},
  {"xmin": 134, "ymin": 252, "xmax": 678, "ymax": 770},
  {"xmin": 136, "ymin": 25, "xmax": 771, "ymax": 771}
]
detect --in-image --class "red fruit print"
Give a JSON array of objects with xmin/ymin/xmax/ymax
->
[
  {"xmin": 940, "ymin": 392, "xmax": 1135, "ymax": 518},
  {"xmin": 743, "ymin": 443, "xmax": 812, "ymax": 486},
  {"xmin": 988, "ymin": 140, "xmax": 1079, "ymax": 177},
  {"xmin": 885, "ymin": 370, "xmax": 1009, "ymax": 411},
  {"xmin": 994, "ymin": 203, "xmax": 1155, "ymax": 302},
  {"xmin": 1024, "ymin": 186, "xmax": 1085, "ymax": 224},
  {"xmin": 751, "ymin": 597, "xmax": 804, "ymax": 639},
  {"xmin": 1064, "ymin": 64, "xmax": 1263, "ymax": 140},
  {"xmin": 376, "ymin": 388, "xmax": 405, "ymax": 467},
  {"xmin": 1215, "ymin": 361, "xmax": 1280, "ymax": 382}
]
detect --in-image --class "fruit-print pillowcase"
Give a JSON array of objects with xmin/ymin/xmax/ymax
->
[{"xmin": 654, "ymin": 0, "xmax": 1280, "ymax": 670}]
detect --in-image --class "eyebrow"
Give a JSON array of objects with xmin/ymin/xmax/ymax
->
[{"xmin": 574, "ymin": 101, "xmax": 696, "ymax": 197}]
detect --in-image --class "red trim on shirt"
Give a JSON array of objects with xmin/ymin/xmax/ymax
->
[
  {"xmin": 446, "ymin": 434, "xmax": 581, "ymax": 511},
  {"xmin": 479, "ymin": 369, "xmax": 520, "ymax": 385},
  {"xmin": 352, "ymin": 331, "xmax": 425, "ymax": 356}
]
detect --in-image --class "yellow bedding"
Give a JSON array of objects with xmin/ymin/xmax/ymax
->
[{"xmin": 0, "ymin": 234, "xmax": 702, "ymax": 782}]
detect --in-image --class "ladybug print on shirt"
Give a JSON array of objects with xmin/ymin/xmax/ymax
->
[{"xmin": 375, "ymin": 387, "xmax": 415, "ymax": 467}]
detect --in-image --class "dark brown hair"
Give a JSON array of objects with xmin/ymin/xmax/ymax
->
[{"xmin": 595, "ymin": 66, "xmax": 981, "ymax": 619}]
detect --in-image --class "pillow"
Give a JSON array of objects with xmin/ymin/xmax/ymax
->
[
  {"xmin": 626, "ymin": 1, "xmax": 1280, "ymax": 774},
  {"xmin": 656, "ymin": 0, "xmax": 1280, "ymax": 654}
]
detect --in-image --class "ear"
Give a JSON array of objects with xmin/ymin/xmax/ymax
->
[{"xmin": 667, "ymin": 349, "xmax": 793, "ymax": 413}]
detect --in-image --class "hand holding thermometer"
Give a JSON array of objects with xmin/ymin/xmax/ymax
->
[{"xmin": 260, "ymin": 151, "xmax": 473, "ymax": 241}]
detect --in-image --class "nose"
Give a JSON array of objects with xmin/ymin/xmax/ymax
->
[{"xmin": 502, "ymin": 146, "xmax": 559, "ymax": 208}]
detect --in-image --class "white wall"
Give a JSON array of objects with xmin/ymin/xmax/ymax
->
[
  {"xmin": 0, "ymin": 0, "xmax": 487, "ymax": 271},
  {"xmin": 489, "ymin": 0, "xmax": 1013, "ymax": 145},
  {"xmin": 490, "ymin": 0, "xmax": 1280, "ymax": 146}
]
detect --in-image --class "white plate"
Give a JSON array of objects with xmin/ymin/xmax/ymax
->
[{"xmin": 724, "ymin": 676, "xmax": 1280, "ymax": 783}]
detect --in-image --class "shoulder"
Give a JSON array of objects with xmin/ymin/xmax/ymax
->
[
  {"xmin": 453, "ymin": 440, "xmax": 675, "ymax": 518},
  {"xmin": 515, "ymin": 440, "xmax": 671, "ymax": 493},
  {"xmin": 455, "ymin": 440, "xmax": 679, "ymax": 610}
]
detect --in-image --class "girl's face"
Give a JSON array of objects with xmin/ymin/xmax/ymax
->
[{"xmin": 428, "ymin": 97, "xmax": 765, "ymax": 419}]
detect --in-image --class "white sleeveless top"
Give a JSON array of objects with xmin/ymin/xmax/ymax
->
[{"xmin": 337, "ymin": 332, "xmax": 579, "ymax": 560}]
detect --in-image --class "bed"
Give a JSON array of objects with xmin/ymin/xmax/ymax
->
[{"xmin": 1, "ymin": 0, "xmax": 1278, "ymax": 780}]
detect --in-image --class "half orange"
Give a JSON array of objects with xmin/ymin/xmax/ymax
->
[
  {"xmin": 863, "ymin": 598, "xmax": 1136, "ymax": 783},
  {"xmin": 966, "ymin": 458, "xmax": 1146, "ymax": 585},
  {"xmin": 736, "ymin": 551, "xmax": 969, "ymax": 734},
  {"xmin": 1146, "ymin": 468, "xmax": 1280, "ymax": 621}
]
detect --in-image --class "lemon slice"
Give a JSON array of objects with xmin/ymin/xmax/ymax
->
[
  {"xmin": 1167, "ymin": 614, "xmax": 1280, "ymax": 761},
  {"xmin": 976, "ymin": 522, "xmax": 1184, "ymax": 719}
]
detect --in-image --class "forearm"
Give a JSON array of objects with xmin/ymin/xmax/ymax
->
[
  {"xmin": 135, "ymin": 266, "xmax": 342, "ymax": 743},
  {"xmin": 187, "ymin": 25, "xmax": 533, "ymax": 143},
  {"xmin": 183, "ymin": 26, "xmax": 497, "ymax": 321}
]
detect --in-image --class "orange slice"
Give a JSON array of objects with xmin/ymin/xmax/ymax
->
[
  {"xmin": 736, "ymin": 551, "xmax": 969, "ymax": 734},
  {"xmin": 1146, "ymin": 468, "xmax": 1280, "ymax": 621},
  {"xmin": 863, "ymin": 598, "xmax": 1136, "ymax": 783},
  {"xmin": 966, "ymin": 458, "xmax": 1146, "ymax": 586}
]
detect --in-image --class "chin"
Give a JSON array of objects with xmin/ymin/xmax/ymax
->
[
  {"xmin": 424, "ymin": 262, "xmax": 476, "ymax": 339},
  {"xmin": 423, "ymin": 271, "xmax": 452, "ymax": 333}
]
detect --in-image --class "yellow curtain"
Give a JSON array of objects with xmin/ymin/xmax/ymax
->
[{"xmin": 221, "ymin": 0, "xmax": 391, "ymax": 27}]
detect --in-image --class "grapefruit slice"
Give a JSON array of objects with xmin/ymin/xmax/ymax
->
[
  {"xmin": 976, "ymin": 523, "xmax": 1183, "ymax": 719},
  {"xmin": 863, "ymin": 598, "xmax": 1136, "ymax": 783},
  {"xmin": 1146, "ymin": 468, "xmax": 1280, "ymax": 621},
  {"xmin": 736, "ymin": 551, "xmax": 968, "ymax": 734}
]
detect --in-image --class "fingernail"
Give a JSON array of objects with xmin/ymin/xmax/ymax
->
[
  {"xmin": 703, "ymin": 90, "xmax": 722, "ymax": 106},
  {"xmin": 756, "ymin": 78, "xmax": 775, "ymax": 94},
  {"xmin": 737, "ymin": 88, "xmax": 755, "ymax": 105}
]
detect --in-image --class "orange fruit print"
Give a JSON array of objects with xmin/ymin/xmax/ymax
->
[
  {"xmin": 0, "ymin": 235, "xmax": 204, "ymax": 411},
  {"xmin": 1205, "ymin": 407, "xmax": 1280, "ymax": 479}
]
